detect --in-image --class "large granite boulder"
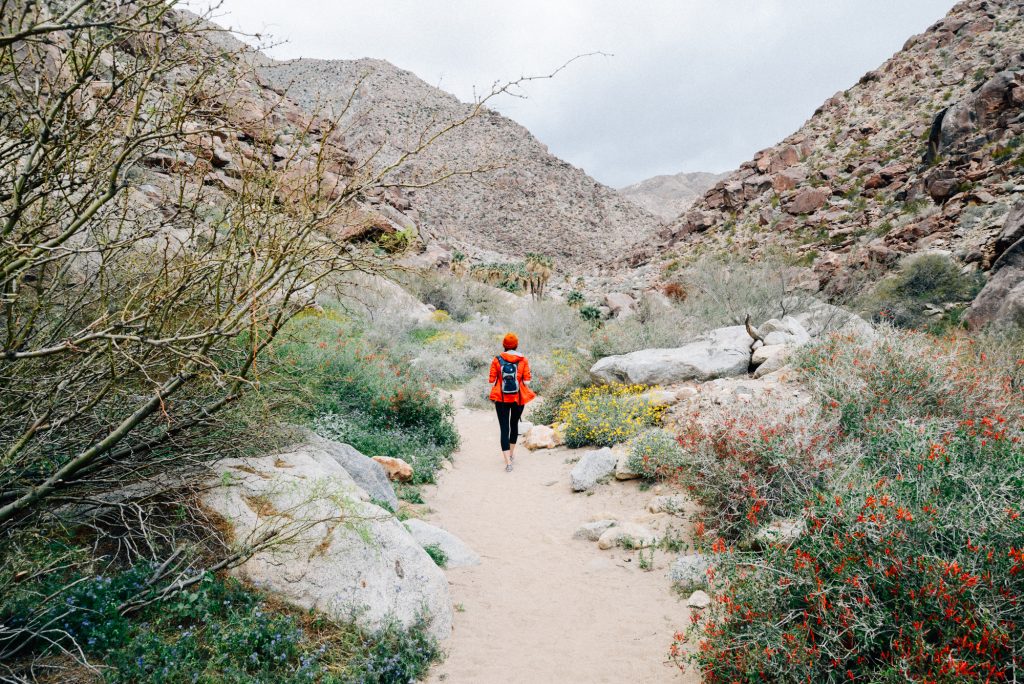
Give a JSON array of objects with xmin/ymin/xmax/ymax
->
[
  {"xmin": 308, "ymin": 434, "xmax": 398, "ymax": 512},
  {"xmin": 202, "ymin": 442, "xmax": 452, "ymax": 641},
  {"xmin": 590, "ymin": 326, "xmax": 752, "ymax": 385},
  {"xmin": 569, "ymin": 448, "xmax": 618, "ymax": 492},
  {"xmin": 404, "ymin": 519, "xmax": 480, "ymax": 568}
]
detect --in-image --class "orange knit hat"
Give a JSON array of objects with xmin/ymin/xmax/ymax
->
[{"xmin": 502, "ymin": 333, "xmax": 519, "ymax": 350}]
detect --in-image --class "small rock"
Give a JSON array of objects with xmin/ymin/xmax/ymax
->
[
  {"xmin": 687, "ymin": 590, "xmax": 712, "ymax": 610},
  {"xmin": 614, "ymin": 451, "xmax": 641, "ymax": 481},
  {"xmin": 523, "ymin": 425, "xmax": 557, "ymax": 450},
  {"xmin": 570, "ymin": 448, "xmax": 618, "ymax": 492},
  {"xmin": 372, "ymin": 456, "xmax": 414, "ymax": 482},
  {"xmin": 670, "ymin": 554, "xmax": 711, "ymax": 591},
  {"xmin": 573, "ymin": 520, "xmax": 617, "ymax": 541},
  {"xmin": 647, "ymin": 495, "xmax": 688, "ymax": 514},
  {"xmin": 597, "ymin": 522, "xmax": 658, "ymax": 550},
  {"xmin": 755, "ymin": 518, "xmax": 806, "ymax": 548}
]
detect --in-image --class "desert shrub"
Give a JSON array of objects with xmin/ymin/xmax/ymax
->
[
  {"xmin": 567, "ymin": 290, "xmax": 585, "ymax": 307},
  {"xmin": 681, "ymin": 420, "xmax": 1024, "ymax": 683},
  {"xmin": 676, "ymin": 401, "xmax": 842, "ymax": 540},
  {"xmin": 556, "ymin": 384, "xmax": 665, "ymax": 447},
  {"xmin": 527, "ymin": 350, "xmax": 593, "ymax": 425},
  {"xmin": 626, "ymin": 429, "xmax": 687, "ymax": 480},
  {"xmin": 591, "ymin": 295, "xmax": 697, "ymax": 356},
  {"xmin": 422, "ymin": 544, "xmax": 448, "ymax": 568},
  {"xmin": 1, "ymin": 560, "xmax": 441, "ymax": 683},
  {"xmin": 795, "ymin": 326, "xmax": 1023, "ymax": 436},
  {"xmin": 674, "ymin": 254, "xmax": 815, "ymax": 331},
  {"xmin": 863, "ymin": 253, "xmax": 982, "ymax": 328},
  {"xmin": 269, "ymin": 311, "xmax": 458, "ymax": 483},
  {"xmin": 662, "ymin": 281, "xmax": 688, "ymax": 302},
  {"xmin": 400, "ymin": 272, "xmax": 502, "ymax": 322}
]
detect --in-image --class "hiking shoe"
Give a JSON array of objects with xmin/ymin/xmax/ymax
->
[{"xmin": 505, "ymin": 463, "xmax": 513, "ymax": 472}]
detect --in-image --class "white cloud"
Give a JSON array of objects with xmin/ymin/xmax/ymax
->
[{"xmin": 193, "ymin": 0, "xmax": 958, "ymax": 186}]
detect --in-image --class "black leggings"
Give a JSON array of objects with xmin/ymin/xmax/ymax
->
[{"xmin": 494, "ymin": 401, "xmax": 525, "ymax": 451}]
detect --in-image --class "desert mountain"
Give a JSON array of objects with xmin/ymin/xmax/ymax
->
[
  {"xmin": 631, "ymin": 0, "xmax": 1024, "ymax": 318},
  {"xmin": 256, "ymin": 57, "xmax": 663, "ymax": 267},
  {"xmin": 619, "ymin": 171, "xmax": 728, "ymax": 220}
]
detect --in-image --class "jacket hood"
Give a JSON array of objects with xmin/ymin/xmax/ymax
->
[{"xmin": 499, "ymin": 351, "xmax": 524, "ymax": 361}]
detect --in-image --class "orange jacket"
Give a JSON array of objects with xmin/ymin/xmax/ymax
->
[{"xmin": 489, "ymin": 352, "xmax": 536, "ymax": 404}]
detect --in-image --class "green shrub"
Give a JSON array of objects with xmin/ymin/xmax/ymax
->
[
  {"xmin": 626, "ymin": 429, "xmax": 686, "ymax": 480},
  {"xmin": 422, "ymin": 544, "xmax": 448, "ymax": 568},
  {"xmin": 864, "ymin": 254, "xmax": 982, "ymax": 328},
  {"xmin": 556, "ymin": 384, "xmax": 664, "ymax": 448},
  {"xmin": 269, "ymin": 311, "xmax": 458, "ymax": 484},
  {"xmin": 1, "ymin": 564, "xmax": 442, "ymax": 683}
]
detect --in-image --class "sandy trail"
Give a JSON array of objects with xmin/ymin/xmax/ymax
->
[{"xmin": 422, "ymin": 405, "xmax": 700, "ymax": 684}]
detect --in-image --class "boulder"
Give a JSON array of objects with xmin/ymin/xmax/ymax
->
[
  {"xmin": 590, "ymin": 326, "xmax": 753, "ymax": 385},
  {"xmin": 669, "ymin": 554, "xmax": 711, "ymax": 591},
  {"xmin": 404, "ymin": 519, "xmax": 480, "ymax": 568},
  {"xmin": 751, "ymin": 344, "xmax": 795, "ymax": 379},
  {"xmin": 523, "ymin": 425, "xmax": 558, "ymax": 450},
  {"xmin": 755, "ymin": 518, "xmax": 806, "ymax": 548},
  {"xmin": 614, "ymin": 451, "xmax": 640, "ymax": 481},
  {"xmin": 604, "ymin": 292, "xmax": 636, "ymax": 319},
  {"xmin": 686, "ymin": 590, "xmax": 712, "ymax": 610},
  {"xmin": 993, "ymin": 201, "xmax": 1024, "ymax": 262},
  {"xmin": 789, "ymin": 299, "xmax": 874, "ymax": 340},
  {"xmin": 309, "ymin": 435, "xmax": 397, "ymax": 512},
  {"xmin": 941, "ymin": 71, "xmax": 1023, "ymax": 151},
  {"xmin": 758, "ymin": 316, "xmax": 811, "ymax": 347},
  {"xmin": 597, "ymin": 522, "xmax": 658, "ymax": 550},
  {"xmin": 785, "ymin": 187, "xmax": 830, "ymax": 215},
  {"xmin": 372, "ymin": 456, "xmax": 414, "ymax": 482},
  {"xmin": 201, "ymin": 444, "xmax": 452, "ymax": 641},
  {"xmin": 573, "ymin": 520, "xmax": 617, "ymax": 541},
  {"xmin": 966, "ymin": 237, "xmax": 1024, "ymax": 328},
  {"xmin": 570, "ymin": 448, "xmax": 618, "ymax": 492}
]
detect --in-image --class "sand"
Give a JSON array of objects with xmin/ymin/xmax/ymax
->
[{"xmin": 422, "ymin": 406, "xmax": 701, "ymax": 684}]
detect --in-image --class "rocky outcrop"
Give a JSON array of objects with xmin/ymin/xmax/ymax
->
[
  {"xmin": 629, "ymin": 0, "xmax": 1024, "ymax": 299},
  {"xmin": 256, "ymin": 58, "xmax": 662, "ymax": 267},
  {"xmin": 404, "ymin": 519, "xmax": 481, "ymax": 568},
  {"xmin": 202, "ymin": 440, "xmax": 452, "ymax": 641},
  {"xmin": 570, "ymin": 448, "xmax": 618, "ymax": 492},
  {"xmin": 590, "ymin": 326, "xmax": 752, "ymax": 385},
  {"xmin": 966, "ymin": 236, "xmax": 1024, "ymax": 327}
]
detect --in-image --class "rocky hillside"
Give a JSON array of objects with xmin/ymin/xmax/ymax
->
[
  {"xmin": 631, "ymin": 0, "xmax": 1024, "ymax": 323},
  {"xmin": 256, "ymin": 57, "xmax": 663, "ymax": 267},
  {"xmin": 619, "ymin": 171, "xmax": 728, "ymax": 220}
]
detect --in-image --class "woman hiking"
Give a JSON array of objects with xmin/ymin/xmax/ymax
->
[{"xmin": 489, "ymin": 333, "xmax": 536, "ymax": 472}]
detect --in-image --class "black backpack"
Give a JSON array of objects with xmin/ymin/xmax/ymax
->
[{"xmin": 496, "ymin": 356, "xmax": 520, "ymax": 395}]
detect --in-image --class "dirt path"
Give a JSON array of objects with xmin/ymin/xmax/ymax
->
[{"xmin": 422, "ymin": 405, "xmax": 700, "ymax": 684}]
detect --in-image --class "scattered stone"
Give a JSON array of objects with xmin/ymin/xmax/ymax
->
[
  {"xmin": 755, "ymin": 518, "xmax": 807, "ymax": 548},
  {"xmin": 570, "ymin": 448, "xmax": 618, "ymax": 492},
  {"xmin": 523, "ymin": 425, "xmax": 558, "ymax": 450},
  {"xmin": 372, "ymin": 456, "xmax": 414, "ymax": 482},
  {"xmin": 670, "ymin": 554, "xmax": 711, "ymax": 592},
  {"xmin": 647, "ymin": 494, "xmax": 688, "ymax": 514},
  {"xmin": 573, "ymin": 520, "xmax": 617, "ymax": 541},
  {"xmin": 614, "ymin": 451, "xmax": 641, "ymax": 481},
  {"xmin": 686, "ymin": 590, "xmax": 712, "ymax": 610},
  {"xmin": 404, "ymin": 519, "xmax": 480, "ymax": 568},
  {"xmin": 597, "ymin": 522, "xmax": 658, "ymax": 550}
]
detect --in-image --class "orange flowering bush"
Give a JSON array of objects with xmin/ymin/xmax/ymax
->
[
  {"xmin": 682, "ymin": 421, "xmax": 1024, "ymax": 682},
  {"xmin": 677, "ymin": 327, "xmax": 1024, "ymax": 681}
]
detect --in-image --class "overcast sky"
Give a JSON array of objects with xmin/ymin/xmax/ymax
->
[{"xmin": 198, "ymin": 0, "xmax": 958, "ymax": 188}]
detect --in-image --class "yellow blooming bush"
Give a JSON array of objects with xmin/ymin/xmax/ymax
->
[{"xmin": 556, "ymin": 384, "xmax": 666, "ymax": 448}]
